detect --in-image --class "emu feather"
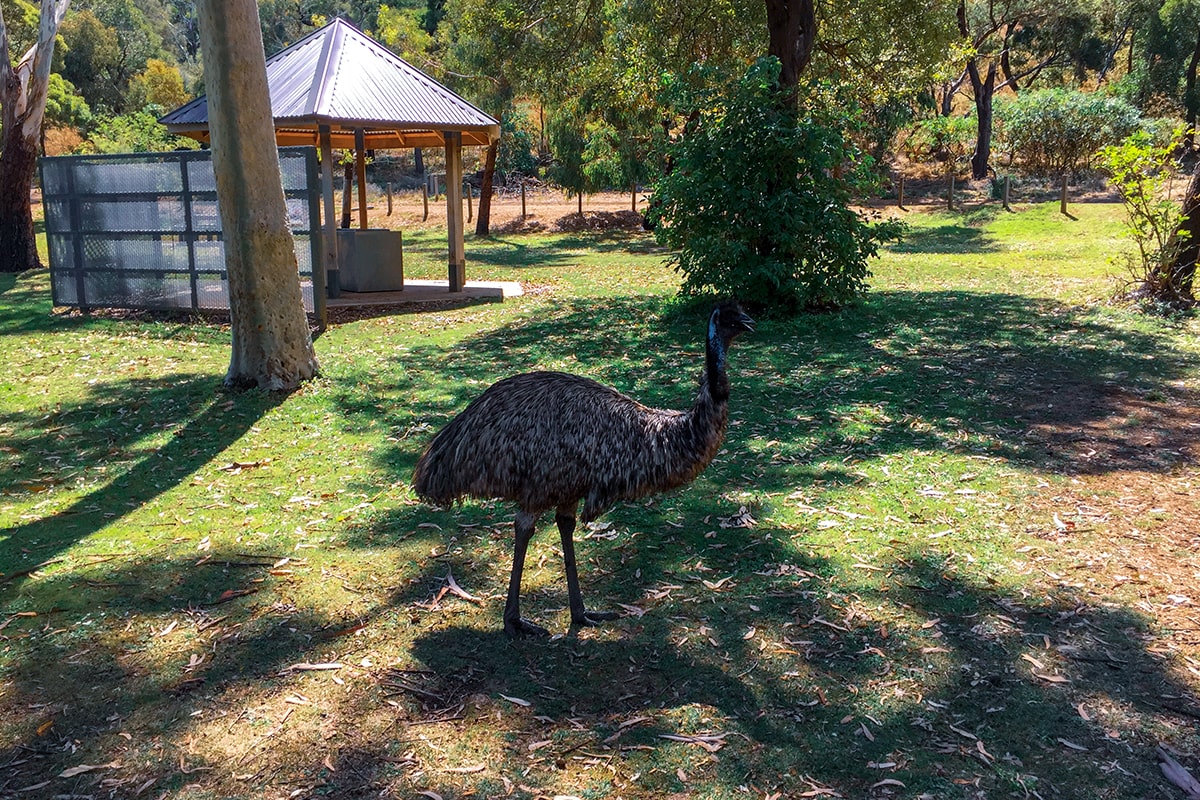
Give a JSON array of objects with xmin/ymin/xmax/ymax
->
[{"xmin": 412, "ymin": 301, "xmax": 754, "ymax": 637}]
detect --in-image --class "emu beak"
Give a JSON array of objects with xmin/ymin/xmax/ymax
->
[{"xmin": 737, "ymin": 310, "xmax": 756, "ymax": 333}]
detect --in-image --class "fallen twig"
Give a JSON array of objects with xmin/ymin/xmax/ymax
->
[{"xmin": 1158, "ymin": 745, "xmax": 1200, "ymax": 799}]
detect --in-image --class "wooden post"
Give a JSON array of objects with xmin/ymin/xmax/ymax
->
[
  {"xmin": 354, "ymin": 128, "xmax": 368, "ymax": 230},
  {"xmin": 421, "ymin": 184, "xmax": 429, "ymax": 221},
  {"xmin": 631, "ymin": 183, "xmax": 637, "ymax": 212},
  {"xmin": 466, "ymin": 184, "xmax": 473, "ymax": 223},
  {"xmin": 1060, "ymin": 172, "xmax": 1069, "ymax": 216},
  {"xmin": 520, "ymin": 183, "xmax": 526, "ymax": 217},
  {"xmin": 341, "ymin": 162, "xmax": 352, "ymax": 228},
  {"xmin": 1002, "ymin": 175, "xmax": 1011, "ymax": 211},
  {"xmin": 318, "ymin": 124, "xmax": 339, "ymax": 297},
  {"xmin": 386, "ymin": 182, "xmax": 392, "ymax": 216},
  {"xmin": 947, "ymin": 169, "xmax": 955, "ymax": 210},
  {"xmin": 897, "ymin": 173, "xmax": 905, "ymax": 210},
  {"xmin": 444, "ymin": 131, "xmax": 465, "ymax": 292}
]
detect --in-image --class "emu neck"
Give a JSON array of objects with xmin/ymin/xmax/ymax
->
[{"xmin": 705, "ymin": 324, "xmax": 730, "ymax": 403}]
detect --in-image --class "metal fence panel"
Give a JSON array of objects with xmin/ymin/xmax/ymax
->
[{"xmin": 41, "ymin": 148, "xmax": 324, "ymax": 318}]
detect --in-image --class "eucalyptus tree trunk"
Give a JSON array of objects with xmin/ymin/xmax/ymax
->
[
  {"xmin": 196, "ymin": 0, "xmax": 318, "ymax": 391},
  {"xmin": 764, "ymin": 0, "xmax": 816, "ymax": 105},
  {"xmin": 1186, "ymin": 25, "xmax": 1200, "ymax": 151},
  {"xmin": 1167, "ymin": 159, "xmax": 1200, "ymax": 303},
  {"xmin": 475, "ymin": 140, "xmax": 498, "ymax": 236},
  {"xmin": 0, "ymin": 0, "xmax": 71, "ymax": 273}
]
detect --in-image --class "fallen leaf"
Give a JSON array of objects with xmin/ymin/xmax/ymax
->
[
  {"xmin": 1033, "ymin": 671, "xmax": 1071, "ymax": 684},
  {"xmin": 659, "ymin": 732, "xmax": 727, "ymax": 753},
  {"xmin": 59, "ymin": 762, "xmax": 121, "ymax": 778},
  {"xmin": 499, "ymin": 693, "xmax": 531, "ymax": 707},
  {"xmin": 949, "ymin": 724, "xmax": 977, "ymax": 740},
  {"xmin": 287, "ymin": 662, "xmax": 344, "ymax": 672},
  {"xmin": 1058, "ymin": 738, "xmax": 1088, "ymax": 751},
  {"xmin": 1020, "ymin": 653, "xmax": 1045, "ymax": 670},
  {"xmin": 872, "ymin": 779, "xmax": 906, "ymax": 789}
]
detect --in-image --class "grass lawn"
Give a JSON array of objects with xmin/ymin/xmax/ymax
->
[{"xmin": 2, "ymin": 201, "xmax": 1199, "ymax": 799}]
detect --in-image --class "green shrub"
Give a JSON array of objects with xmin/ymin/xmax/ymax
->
[
  {"xmin": 647, "ymin": 58, "xmax": 903, "ymax": 313},
  {"xmin": 497, "ymin": 111, "xmax": 539, "ymax": 177},
  {"xmin": 1096, "ymin": 128, "xmax": 1193, "ymax": 309},
  {"xmin": 996, "ymin": 89, "xmax": 1141, "ymax": 175},
  {"xmin": 84, "ymin": 109, "xmax": 199, "ymax": 154},
  {"xmin": 901, "ymin": 114, "xmax": 975, "ymax": 167}
]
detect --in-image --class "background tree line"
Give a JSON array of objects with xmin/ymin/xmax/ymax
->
[
  {"xmin": 5, "ymin": 0, "xmax": 1192, "ymax": 179},
  {"xmin": 3, "ymin": 0, "xmax": 1199, "ymax": 308}
]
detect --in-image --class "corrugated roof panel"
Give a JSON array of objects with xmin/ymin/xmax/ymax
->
[
  {"xmin": 320, "ymin": 25, "xmax": 495, "ymax": 127},
  {"xmin": 265, "ymin": 33, "xmax": 325, "ymax": 118},
  {"xmin": 161, "ymin": 18, "xmax": 498, "ymax": 135}
]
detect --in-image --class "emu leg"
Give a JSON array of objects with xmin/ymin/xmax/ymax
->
[
  {"xmin": 505, "ymin": 511, "xmax": 549, "ymax": 638},
  {"xmin": 557, "ymin": 505, "xmax": 619, "ymax": 627}
]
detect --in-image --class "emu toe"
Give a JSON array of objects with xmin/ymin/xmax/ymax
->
[
  {"xmin": 572, "ymin": 609, "xmax": 620, "ymax": 627},
  {"xmin": 505, "ymin": 617, "xmax": 551, "ymax": 638}
]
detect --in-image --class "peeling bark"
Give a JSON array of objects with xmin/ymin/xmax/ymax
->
[{"xmin": 0, "ymin": 0, "xmax": 71, "ymax": 273}]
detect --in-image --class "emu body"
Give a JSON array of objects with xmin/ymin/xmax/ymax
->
[{"xmin": 412, "ymin": 301, "xmax": 753, "ymax": 637}]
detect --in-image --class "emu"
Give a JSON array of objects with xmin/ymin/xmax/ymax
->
[{"xmin": 412, "ymin": 301, "xmax": 754, "ymax": 637}]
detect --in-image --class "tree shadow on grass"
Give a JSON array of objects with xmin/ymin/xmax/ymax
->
[
  {"xmin": 386, "ymin": 545, "xmax": 1197, "ymax": 798},
  {"xmin": 888, "ymin": 221, "xmax": 999, "ymax": 255},
  {"xmin": 6, "ymin": 511, "xmax": 1195, "ymax": 799},
  {"xmin": 2, "ymin": 286, "xmax": 1197, "ymax": 796},
  {"xmin": 330, "ymin": 288, "xmax": 1197, "ymax": 497},
  {"xmin": 401, "ymin": 229, "xmax": 665, "ymax": 274},
  {"xmin": 0, "ymin": 375, "xmax": 282, "ymax": 595}
]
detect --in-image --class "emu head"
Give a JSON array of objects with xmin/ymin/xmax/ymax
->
[{"xmin": 709, "ymin": 300, "xmax": 756, "ymax": 349}]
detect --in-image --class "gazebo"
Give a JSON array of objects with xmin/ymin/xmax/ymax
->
[{"xmin": 160, "ymin": 17, "xmax": 501, "ymax": 295}]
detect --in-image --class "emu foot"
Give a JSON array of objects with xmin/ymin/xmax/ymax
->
[
  {"xmin": 505, "ymin": 617, "xmax": 550, "ymax": 638},
  {"xmin": 571, "ymin": 609, "xmax": 620, "ymax": 627}
]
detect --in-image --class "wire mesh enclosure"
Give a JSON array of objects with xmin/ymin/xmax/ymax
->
[{"xmin": 41, "ymin": 148, "xmax": 324, "ymax": 317}]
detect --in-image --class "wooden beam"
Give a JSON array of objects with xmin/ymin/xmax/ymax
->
[
  {"xmin": 444, "ymin": 131, "xmax": 465, "ymax": 292},
  {"xmin": 355, "ymin": 127, "xmax": 368, "ymax": 230},
  {"xmin": 318, "ymin": 124, "xmax": 339, "ymax": 296}
]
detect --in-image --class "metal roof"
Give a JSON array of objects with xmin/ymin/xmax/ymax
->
[{"xmin": 160, "ymin": 18, "xmax": 500, "ymax": 149}]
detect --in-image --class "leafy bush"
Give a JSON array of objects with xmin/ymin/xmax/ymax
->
[
  {"xmin": 647, "ymin": 58, "xmax": 904, "ymax": 313},
  {"xmin": 1096, "ymin": 128, "xmax": 1193, "ymax": 309},
  {"xmin": 497, "ymin": 112, "xmax": 539, "ymax": 177},
  {"xmin": 84, "ymin": 109, "xmax": 199, "ymax": 154},
  {"xmin": 996, "ymin": 89, "xmax": 1141, "ymax": 175},
  {"xmin": 901, "ymin": 114, "xmax": 975, "ymax": 167},
  {"xmin": 546, "ymin": 102, "xmax": 588, "ymax": 198}
]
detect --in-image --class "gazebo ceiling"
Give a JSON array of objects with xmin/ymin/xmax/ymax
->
[{"xmin": 160, "ymin": 17, "xmax": 500, "ymax": 149}]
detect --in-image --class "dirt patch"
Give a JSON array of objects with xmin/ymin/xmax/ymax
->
[
  {"xmin": 1022, "ymin": 384, "xmax": 1200, "ymax": 474},
  {"xmin": 550, "ymin": 210, "xmax": 646, "ymax": 233},
  {"xmin": 1018, "ymin": 380, "xmax": 1200, "ymax": 682}
]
